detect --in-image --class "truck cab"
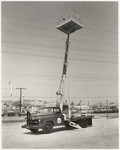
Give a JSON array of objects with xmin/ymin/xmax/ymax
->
[
  {"xmin": 22, "ymin": 106, "xmax": 93, "ymax": 134},
  {"xmin": 22, "ymin": 107, "xmax": 65, "ymax": 133}
]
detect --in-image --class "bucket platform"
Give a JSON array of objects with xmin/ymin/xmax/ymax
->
[{"xmin": 56, "ymin": 11, "xmax": 83, "ymax": 34}]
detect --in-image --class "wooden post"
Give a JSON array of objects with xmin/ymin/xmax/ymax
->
[{"xmin": 106, "ymin": 100, "xmax": 108, "ymax": 119}]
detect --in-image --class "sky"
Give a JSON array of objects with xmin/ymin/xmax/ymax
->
[{"xmin": 1, "ymin": 1, "xmax": 118, "ymax": 105}]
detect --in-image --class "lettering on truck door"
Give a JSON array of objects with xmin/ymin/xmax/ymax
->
[{"xmin": 53, "ymin": 108, "xmax": 64, "ymax": 125}]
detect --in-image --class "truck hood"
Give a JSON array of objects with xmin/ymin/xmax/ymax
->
[
  {"xmin": 30, "ymin": 113, "xmax": 43, "ymax": 120},
  {"xmin": 30, "ymin": 112, "xmax": 53, "ymax": 120}
]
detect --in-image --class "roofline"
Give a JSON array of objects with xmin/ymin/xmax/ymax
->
[{"xmin": 41, "ymin": 106, "xmax": 60, "ymax": 109}]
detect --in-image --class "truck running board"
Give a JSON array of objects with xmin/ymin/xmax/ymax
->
[{"xmin": 69, "ymin": 121, "xmax": 83, "ymax": 129}]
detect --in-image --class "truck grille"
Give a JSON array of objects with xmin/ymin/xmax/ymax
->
[{"xmin": 29, "ymin": 120, "xmax": 39, "ymax": 125}]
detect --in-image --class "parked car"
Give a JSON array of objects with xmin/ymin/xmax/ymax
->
[
  {"xmin": 2, "ymin": 112, "xmax": 5, "ymax": 117},
  {"xmin": 7, "ymin": 109, "xmax": 15, "ymax": 116},
  {"xmin": 18, "ymin": 110, "xmax": 27, "ymax": 116},
  {"xmin": 81, "ymin": 110, "xmax": 88, "ymax": 116}
]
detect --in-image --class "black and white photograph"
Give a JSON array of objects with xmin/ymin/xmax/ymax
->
[{"xmin": 1, "ymin": 1, "xmax": 119, "ymax": 149}]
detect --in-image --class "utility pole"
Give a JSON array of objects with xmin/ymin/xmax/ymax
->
[
  {"xmin": 80, "ymin": 100, "xmax": 81, "ymax": 106},
  {"xmin": 88, "ymin": 102, "xmax": 89, "ymax": 107},
  {"xmin": 9, "ymin": 81, "xmax": 13, "ymax": 108},
  {"xmin": 106, "ymin": 100, "xmax": 108, "ymax": 119},
  {"xmin": 16, "ymin": 88, "xmax": 26, "ymax": 116}
]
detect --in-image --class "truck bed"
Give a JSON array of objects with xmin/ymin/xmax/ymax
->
[{"xmin": 70, "ymin": 115, "xmax": 93, "ymax": 126}]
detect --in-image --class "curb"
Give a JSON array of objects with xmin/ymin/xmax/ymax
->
[{"xmin": 2, "ymin": 118, "xmax": 25, "ymax": 124}]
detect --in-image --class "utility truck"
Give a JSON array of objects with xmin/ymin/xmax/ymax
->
[
  {"xmin": 22, "ymin": 11, "xmax": 93, "ymax": 133},
  {"xmin": 22, "ymin": 106, "xmax": 92, "ymax": 133}
]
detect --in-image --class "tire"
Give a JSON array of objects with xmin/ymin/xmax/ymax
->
[
  {"xmin": 27, "ymin": 111, "xmax": 32, "ymax": 125},
  {"xmin": 78, "ymin": 119, "xmax": 88, "ymax": 128},
  {"xmin": 43, "ymin": 122, "xmax": 53, "ymax": 134},
  {"xmin": 30, "ymin": 129, "xmax": 38, "ymax": 133},
  {"xmin": 64, "ymin": 121, "xmax": 71, "ymax": 128}
]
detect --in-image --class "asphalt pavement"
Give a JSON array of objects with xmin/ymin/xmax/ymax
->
[{"xmin": 2, "ymin": 117, "xmax": 119, "ymax": 149}]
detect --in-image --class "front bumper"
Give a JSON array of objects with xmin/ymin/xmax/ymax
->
[{"xmin": 21, "ymin": 123, "xmax": 44, "ymax": 130}]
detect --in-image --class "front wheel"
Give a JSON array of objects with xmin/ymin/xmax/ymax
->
[
  {"xmin": 43, "ymin": 122, "xmax": 53, "ymax": 134},
  {"xmin": 78, "ymin": 119, "xmax": 88, "ymax": 128},
  {"xmin": 30, "ymin": 129, "xmax": 38, "ymax": 133},
  {"xmin": 64, "ymin": 121, "xmax": 71, "ymax": 128}
]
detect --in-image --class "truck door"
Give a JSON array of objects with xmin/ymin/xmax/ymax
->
[{"xmin": 53, "ymin": 108, "xmax": 64, "ymax": 125}]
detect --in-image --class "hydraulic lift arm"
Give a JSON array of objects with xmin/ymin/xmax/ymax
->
[
  {"xmin": 56, "ymin": 33, "xmax": 71, "ymax": 119},
  {"xmin": 56, "ymin": 11, "xmax": 83, "ymax": 120}
]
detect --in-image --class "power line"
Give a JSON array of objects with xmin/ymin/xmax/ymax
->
[
  {"xmin": 2, "ymin": 45, "xmax": 63, "ymax": 54},
  {"xmin": 2, "ymin": 15, "xmax": 54, "ymax": 24},
  {"xmin": 2, "ymin": 44, "xmax": 117, "ymax": 55},
  {"xmin": 2, "ymin": 40, "xmax": 117, "ymax": 64},
  {"xmin": 72, "ymin": 37, "xmax": 117, "ymax": 46},
  {"xmin": 2, "ymin": 95, "xmax": 118, "ymax": 98},
  {"xmin": 2, "ymin": 45, "xmax": 117, "ymax": 59},
  {"xmin": 2, "ymin": 29, "xmax": 117, "ymax": 46},
  {"xmin": 70, "ymin": 46, "xmax": 117, "ymax": 54},
  {"xmin": 2, "ymin": 15, "xmax": 117, "ymax": 34},
  {"xmin": 2, "ymin": 71, "xmax": 117, "ymax": 78},
  {"xmin": 2, "ymin": 22, "xmax": 55, "ymax": 31},
  {"xmin": 2, "ymin": 74, "xmax": 118, "ymax": 83},
  {"xmin": 2, "ymin": 40, "xmax": 64, "ymax": 50},
  {"xmin": 2, "ymin": 50, "xmax": 117, "ymax": 64},
  {"xmin": 84, "ymin": 27, "xmax": 117, "ymax": 34},
  {"xmin": 2, "ymin": 74, "xmax": 117, "ymax": 80},
  {"xmin": 2, "ymin": 29, "xmax": 64, "ymax": 40},
  {"xmin": 76, "ymin": 32, "xmax": 117, "ymax": 39},
  {"xmin": 2, "ymin": 22, "xmax": 117, "ymax": 39}
]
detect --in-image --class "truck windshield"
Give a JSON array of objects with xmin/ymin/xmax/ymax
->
[{"xmin": 38, "ymin": 108, "xmax": 54, "ymax": 115}]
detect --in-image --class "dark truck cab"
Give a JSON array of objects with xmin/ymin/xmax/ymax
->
[{"xmin": 22, "ymin": 106, "xmax": 93, "ymax": 134}]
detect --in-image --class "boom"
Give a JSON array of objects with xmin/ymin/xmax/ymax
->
[
  {"xmin": 56, "ymin": 33, "xmax": 71, "ymax": 118},
  {"xmin": 56, "ymin": 11, "xmax": 83, "ymax": 119}
]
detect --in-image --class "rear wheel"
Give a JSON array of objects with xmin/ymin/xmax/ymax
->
[
  {"xmin": 30, "ymin": 129, "xmax": 38, "ymax": 133},
  {"xmin": 64, "ymin": 121, "xmax": 71, "ymax": 128},
  {"xmin": 43, "ymin": 122, "xmax": 53, "ymax": 134},
  {"xmin": 78, "ymin": 119, "xmax": 88, "ymax": 128}
]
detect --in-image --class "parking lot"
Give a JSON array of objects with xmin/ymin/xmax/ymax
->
[{"xmin": 2, "ymin": 117, "xmax": 119, "ymax": 149}]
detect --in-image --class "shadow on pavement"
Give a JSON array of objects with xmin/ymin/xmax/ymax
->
[{"xmin": 23, "ymin": 126, "xmax": 78, "ymax": 135}]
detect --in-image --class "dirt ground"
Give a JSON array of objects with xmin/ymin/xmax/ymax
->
[{"xmin": 2, "ymin": 117, "xmax": 119, "ymax": 149}]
